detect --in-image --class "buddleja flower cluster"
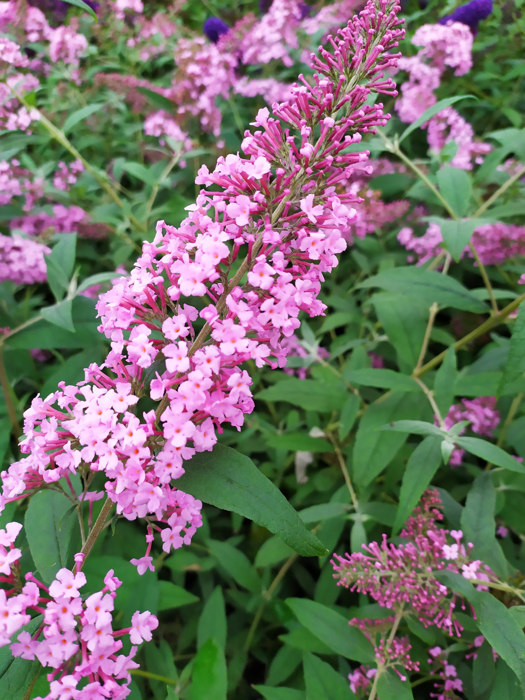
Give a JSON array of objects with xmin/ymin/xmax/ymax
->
[
  {"xmin": 1, "ymin": 1, "xmax": 405, "ymax": 576},
  {"xmin": 332, "ymin": 490, "xmax": 495, "ymax": 636},
  {"xmin": 0, "ymin": 521, "xmax": 157, "ymax": 699}
]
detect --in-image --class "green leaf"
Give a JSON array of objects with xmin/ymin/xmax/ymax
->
[
  {"xmin": 165, "ymin": 688, "xmax": 180, "ymax": 700},
  {"xmin": 376, "ymin": 670, "xmax": 415, "ymax": 700},
  {"xmin": 398, "ymin": 95, "xmax": 475, "ymax": 144},
  {"xmin": 266, "ymin": 646, "xmax": 302, "ymax": 686},
  {"xmin": 64, "ymin": 104, "xmax": 104, "ymax": 132},
  {"xmin": 473, "ymin": 640, "xmax": 496, "ymax": 696},
  {"xmin": 475, "ymin": 593, "xmax": 525, "ymax": 687},
  {"xmin": 371, "ymin": 293, "xmax": 428, "ymax": 373},
  {"xmin": 393, "ymin": 436, "xmax": 442, "ymax": 535},
  {"xmin": 434, "ymin": 346, "xmax": 457, "ymax": 418},
  {"xmin": 353, "ymin": 394, "xmax": 425, "ymax": 487},
  {"xmin": 45, "ymin": 233, "xmax": 77, "ymax": 301},
  {"xmin": 41, "ymin": 347, "xmax": 105, "ymax": 397},
  {"xmin": 197, "ymin": 587, "xmax": 226, "ymax": 650},
  {"xmin": 50, "ymin": 234, "xmax": 77, "ymax": 282},
  {"xmin": 207, "ymin": 539, "xmax": 261, "ymax": 592},
  {"xmin": 436, "ymin": 167, "xmax": 472, "ymax": 218},
  {"xmin": 381, "ymin": 420, "xmax": 445, "ymax": 437},
  {"xmin": 339, "ymin": 393, "xmax": 360, "ymax": 440},
  {"xmin": 303, "ymin": 652, "xmax": 356, "ymax": 700},
  {"xmin": 0, "ymin": 616, "xmax": 42, "ymax": 700},
  {"xmin": 76, "ymin": 271, "xmax": 125, "ymax": 295},
  {"xmin": 490, "ymin": 660, "xmax": 525, "ymax": 700},
  {"xmin": 432, "ymin": 219, "xmax": 478, "ymax": 262},
  {"xmin": 499, "ymin": 305, "xmax": 525, "ymax": 396},
  {"xmin": 176, "ymin": 444, "xmax": 327, "ymax": 557},
  {"xmin": 280, "ymin": 627, "xmax": 334, "ymax": 655},
  {"xmin": 191, "ymin": 639, "xmax": 227, "ymax": 700},
  {"xmin": 299, "ymin": 503, "xmax": 349, "ymax": 524},
  {"xmin": 456, "ymin": 436, "xmax": 525, "ymax": 474},
  {"xmin": 264, "ymin": 433, "xmax": 334, "ymax": 452},
  {"xmin": 359, "ymin": 267, "xmax": 488, "ymax": 314},
  {"xmin": 145, "ymin": 640, "xmax": 178, "ymax": 700},
  {"xmin": 25, "ymin": 490, "xmax": 78, "ymax": 584},
  {"xmin": 158, "ymin": 581, "xmax": 199, "ymax": 611},
  {"xmin": 350, "ymin": 518, "xmax": 367, "ymax": 553},
  {"xmin": 285, "ymin": 598, "xmax": 373, "ymax": 663},
  {"xmin": 461, "ymin": 472, "xmax": 508, "ymax": 576},
  {"xmin": 5, "ymin": 298, "xmax": 99, "ymax": 350},
  {"xmin": 41, "ymin": 299, "xmax": 75, "ymax": 333},
  {"xmin": 255, "ymin": 536, "xmax": 295, "ymax": 568},
  {"xmin": 256, "ymin": 379, "xmax": 346, "ymax": 413},
  {"xmin": 121, "ymin": 162, "xmax": 157, "ymax": 186},
  {"xmin": 135, "ymin": 87, "xmax": 175, "ymax": 113},
  {"xmin": 254, "ymin": 687, "xmax": 305, "ymax": 700},
  {"xmin": 343, "ymin": 369, "xmax": 419, "ymax": 392}
]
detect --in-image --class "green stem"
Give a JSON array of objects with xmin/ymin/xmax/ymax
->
[
  {"xmin": 486, "ymin": 393, "xmax": 524, "ymax": 471},
  {"xmin": 129, "ymin": 669, "xmax": 177, "ymax": 685},
  {"xmin": 244, "ymin": 552, "xmax": 299, "ymax": 652},
  {"xmin": 79, "ymin": 496, "xmax": 114, "ymax": 567},
  {"xmin": 415, "ymin": 292, "xmax": 525, "ymax": 378},
  {"xmin": 387, "ymin": 136, "xmax": 498, "ymax": 313},
  {"xmin": 12, "ymin": 90, "xmax": 143, "ymax": 251},
  {"xmin": 473, "ymin": 164, "xmax": 525, "ymax": 219}
]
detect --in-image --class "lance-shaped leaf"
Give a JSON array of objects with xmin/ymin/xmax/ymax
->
[{"xmin": 176, "ymin": 444, "xmax": 327, "ymax": 556}]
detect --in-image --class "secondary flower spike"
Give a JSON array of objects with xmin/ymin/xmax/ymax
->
[{"xmin": 1, "ymin": 0, "xmax": 405, "ymax": 580}]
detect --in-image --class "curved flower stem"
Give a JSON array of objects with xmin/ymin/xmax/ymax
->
[
  {"xmin": 12, "ymin": 90, "xmax": 143, "ymax": 252},
  {"xmin": 469, "ymin": 578, "xmax": 525, "ymax": 602},
  {"xmin": 79, "ymin": 496, "xmax": 114, "ymax": 568}
]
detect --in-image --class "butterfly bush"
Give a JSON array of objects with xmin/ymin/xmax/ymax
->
[
  {"xmin": 0, "ymin": 521, "xmax": 157, "ymax": 700},
  {"xmin": 0, "ymin": 0, "xmax": 406, "ymax": 581},
  {"xmin": 396, "ymin": 16, "xmax": 491, "ymax": 169},
  {"xmin": 399, "ymin": 221, "xmax": 525, "ymax": 265},
  {"xmin": 332, "ymin": 490, "xmax": 495, "ymax": 636}
]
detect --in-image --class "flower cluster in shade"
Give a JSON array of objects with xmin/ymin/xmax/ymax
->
[
  {"xmin": 436, "ymin": 397, "xmax": 500, "ymax": 466},
  {"xmin": 341, "ymin": 157, "xmax": 410, "ymax": 242},
  {"xmin": 398, "ymin": 221, "xmax": 525, "ymax": 266},
  {"xmin": 0, "ymin": 522, "xmax": 157, "ymax": 700},
  {"xmin": 352, "ymin": 616, "xmax": 420, "ymax": 685},
  {"xmin": 427, "ymin": 646, "xmax": 464, "ymax": 699},
  {"xmin": 0, "ymin": 0, "xmax": 406, "ymax": 574},
  {"xmin": 396, "ymin": 22, "xmax": 490, "ymax": 169},
  {"xmin": 332, "ymin": 489, "xmax": 495, "ymax": 636},
  {"xmin": 439, "ymin": 0, "xmax": 493, "ymax": 34},
  {"xmin": 0, "ymin": 233, "xmax": 50, "ymax": 285}
]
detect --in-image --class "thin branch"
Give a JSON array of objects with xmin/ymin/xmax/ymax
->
[
  {"xmin": 486, "ymin": 393, "xmax": 524, "ymax": 471},
  {"xmin": 473, "ymin": 164, "xmax": 525, "ymax": 219},
  {"xmin": 327, "ymin": 432, "xmax": 359, "ymax": 512},
  {"xmin": 414, "ymin": 292, "xmax": 525, "ymax": 378},
  {"xmin": 414, "ymin": 302, "xmax": 438, "ymax": 374}
]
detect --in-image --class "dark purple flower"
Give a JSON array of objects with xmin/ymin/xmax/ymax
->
[
  {"xmin": 28, "ymin": 0, "xmax": 98, "ymax": 23},
  {"xmin": 203, "ymin": 17, "xmax": 229, "ymax": 44},
  {"xmin": 259, "ymin": 0, "xmax": 310, "ymax": 17},
  {"xmin": 439, "ymin": 0, "xmax": 493, "ymax": 33}
]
